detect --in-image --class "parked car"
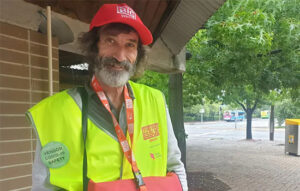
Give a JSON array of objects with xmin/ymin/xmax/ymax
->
[{"xmin": 223, "ymin": 110, "xmax": 245, "ymax": 121}]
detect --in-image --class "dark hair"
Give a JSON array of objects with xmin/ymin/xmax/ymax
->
[{"xmin": 78, "ymin": 23, "xmax": 146, "ymax": 78}]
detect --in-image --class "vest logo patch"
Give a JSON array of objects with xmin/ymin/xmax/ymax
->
[
  {"xmin": 40, "ymin": 141, "xmax": 70, "ymax": 169},
  {"xmin": 150, "ymin": 153, "xmax": 155, "ymax": 160},
  {"xmin": 142, "ymin": 123, "xmax": 159, "ymax": 140},
  {"xmin": 150, "ymin": 152, "xmax": 162, "ymax": 160},
  {"xmin": 117, "ymin": 6, "xmax": 136, "ymax": 20}
]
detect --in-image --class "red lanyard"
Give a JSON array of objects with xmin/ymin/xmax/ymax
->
[{"xmin": 91, "ymin": 75, "xmax": 147, "ymax": 191}]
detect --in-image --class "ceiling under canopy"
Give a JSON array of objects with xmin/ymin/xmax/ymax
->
[{"xmin": 25, "ymin": 0, "xmax": 180, "ymax": 43}]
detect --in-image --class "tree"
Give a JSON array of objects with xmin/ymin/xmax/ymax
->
[
  {"xmin": 275, "ymin": 89, "xmax": 300, "ymax": 126},
  {"xmin": 185, "ymin": 0, "xmax": 300, "ymax": 139},
  {"xmin": 135, "ymin": 70, "xmax": 169, "ymax": 102},
  {"xmin": 264, "ymin": 90, "xmax": 282, "ymax": 140}
]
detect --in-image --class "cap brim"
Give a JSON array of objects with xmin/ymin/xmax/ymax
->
[{"xmin": 92, "ymin": 19, "xmax": 153, "ymax": 45}]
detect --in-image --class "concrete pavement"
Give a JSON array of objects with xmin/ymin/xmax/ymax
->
[{"xmin": 185, "ymin": 120, "xmax": 300, "ymax": 191}]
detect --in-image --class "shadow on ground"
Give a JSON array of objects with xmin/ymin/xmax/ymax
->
[{"xmin": 187, "ymin": 171, "xmax": 231, "ymax": 191}]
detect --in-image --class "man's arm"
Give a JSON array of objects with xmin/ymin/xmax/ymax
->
[
  {"xmin": 32, "ymin": 134, "xmax": 59, "ymax": 191},
  {"xmin": 165, "ymin": 105, "xmax": 188, "ymax": 191}
]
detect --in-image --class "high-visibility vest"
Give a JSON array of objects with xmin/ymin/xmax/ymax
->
[{"xmin": 27, "ymin": 81, "xmax": 168, "ymax": 191}]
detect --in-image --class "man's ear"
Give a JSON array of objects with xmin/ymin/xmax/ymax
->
[
  {"xmin": 131, "ymin": 45, "xmax": 149, "ymax": 79},
  {"xmin": 96, "ymin": 38, "xmax": 101, "ymax": 52},
  {"xmin": 96, "ymin": 29, "xmax": 102, "ymax": 52}
]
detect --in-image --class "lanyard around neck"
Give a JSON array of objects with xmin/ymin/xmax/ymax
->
[{"xmin": 91, "ymin": 75, "xmax": 147, "ymax": 190}]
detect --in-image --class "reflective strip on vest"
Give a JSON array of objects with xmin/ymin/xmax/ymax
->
[{"xmin": 27, "ymin": 81, "xmax": 168, "ymax": 191}]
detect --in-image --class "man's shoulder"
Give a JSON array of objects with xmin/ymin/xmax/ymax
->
[
  {"xmin": 128, "ymin": 81, "xmax": 164, "ymax": 100},
  {"xmin": 129, "ymin": 81, "xmax": 162, "ymax": 94},
  {"xmin": 42, "ymin": 88, "xmax": 73, "ymax": 102},
  {"xmin": 29, "ymin": 87, "xmax": 80, "ymax": 111}
]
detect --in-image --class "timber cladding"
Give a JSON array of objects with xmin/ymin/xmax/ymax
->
[{"xmin": 0, "ymin": 21, "xmax": 59, "ymax": 190}]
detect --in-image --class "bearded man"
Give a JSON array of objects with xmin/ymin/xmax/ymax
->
[{"xmin": 27, "ymin": 3, "xmax": 187, "ymax": 191}]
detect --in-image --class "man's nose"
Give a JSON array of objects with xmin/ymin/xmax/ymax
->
[{"xmin": 112, "ymin": 48, "xmax": 127, "ymax": 63}]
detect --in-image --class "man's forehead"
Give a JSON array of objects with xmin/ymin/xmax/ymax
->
[{"xmin": 100, "ymin": 24, "xmax": 139, "ymax": 40}]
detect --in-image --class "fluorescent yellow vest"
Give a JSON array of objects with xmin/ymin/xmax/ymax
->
[{"xmin": 27, "ymin": 81, "xmax": 168, "ymax": 191}]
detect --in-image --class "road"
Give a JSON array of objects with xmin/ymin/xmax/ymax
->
[
  {"xmin": 185, "ymin": 118, "xmax": 285, "ymax": 141},
  {"xmin": 184, "ymin": 118, "xmax": 300, "ymax": 191}
]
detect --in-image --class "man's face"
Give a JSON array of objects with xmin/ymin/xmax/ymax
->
[{"xmin": 95, "ymin": 27, "xmax": 139, "ymax": 87}]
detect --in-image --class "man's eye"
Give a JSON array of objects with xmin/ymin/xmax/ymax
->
[
  {"xmin": 127, "ymin": 43, "xmax": 136, "ymax": 48},
  {"xmin": 106, "ymin": 39, "xmax": 115, "ymax": 44}
]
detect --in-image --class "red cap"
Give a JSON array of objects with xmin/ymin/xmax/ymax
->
[{"xmin": 90, "ymin": 3, "xmax": 153, "ymax": 45}]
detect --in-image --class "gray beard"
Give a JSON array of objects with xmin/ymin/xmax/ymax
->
[{"xmin": 94, "ymin": 56, "xmax": 136, "ymax": 87}]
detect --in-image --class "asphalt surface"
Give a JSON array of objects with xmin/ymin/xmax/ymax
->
[
  {"xmin": 185, "ymin": 119, "xmax": 300, "ymax": 191},
  {"xmin": 185, "ymin": 118, "xmax": 284, "ymax": 141}
]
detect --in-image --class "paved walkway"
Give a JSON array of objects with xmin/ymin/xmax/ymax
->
[{"xmin": 185, "ymin": 121, "xmax": 300, "ymax": 191}]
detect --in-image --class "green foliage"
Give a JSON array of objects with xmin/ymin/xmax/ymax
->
[
  {"xmin": 184, "ymin": 0, "xmax": 299, "ymax": 138},
  {"xmin": 184, "ymin": 103, "xmax": 223, "ymax": 122},
  {"xmin": 275, "ymin": 97, "xmax": 300, "ymax": 126},
  {"xmin": 135, "ymin": 0, "xmax": 300, "ymax": 129},
  {"xmin": 135, "ymin": 70, "xmax": 169, "ymax": 103},
  {"xmin": 185, "ymin": 0, "xmax": 300, "ymax": 110}
]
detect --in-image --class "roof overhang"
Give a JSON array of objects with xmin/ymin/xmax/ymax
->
[{"xmin": 0, "ymin": 0, "xmax": 226, "ymax": 75}]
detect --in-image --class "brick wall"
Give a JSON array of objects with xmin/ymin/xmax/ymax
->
[{"xmin": 0, "ymin": 21, "xmax": 59, "ymax": 190}]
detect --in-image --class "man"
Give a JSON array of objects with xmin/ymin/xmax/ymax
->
[{"xmin": 27, "ymin": 3, "xmax": 187, "ymax": 191}]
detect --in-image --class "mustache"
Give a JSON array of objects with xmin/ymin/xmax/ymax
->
[{"xmin": 96, "ymin": 56, "xmax": 132, "ymax": 71}]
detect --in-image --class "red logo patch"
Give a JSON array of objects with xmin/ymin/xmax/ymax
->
[
  {"xmin": 150, "ymin": 153, "xmax": 155, "ymax": 160},
  {"xmin": 142, "ymin": 123, "xmax": 159, "ymax": 140},
  {"xmin": 117, "ymin": 6, "xmax": 136, "ymax": 20}
]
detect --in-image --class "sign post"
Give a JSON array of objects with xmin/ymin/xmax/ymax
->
[
  {"xmin": 235, "ymin": 110, "xmax": 238, "ymax": 129},
  {"xmin": 200, "ymin": 109, "xmax": 205, "ymax": 123}
]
